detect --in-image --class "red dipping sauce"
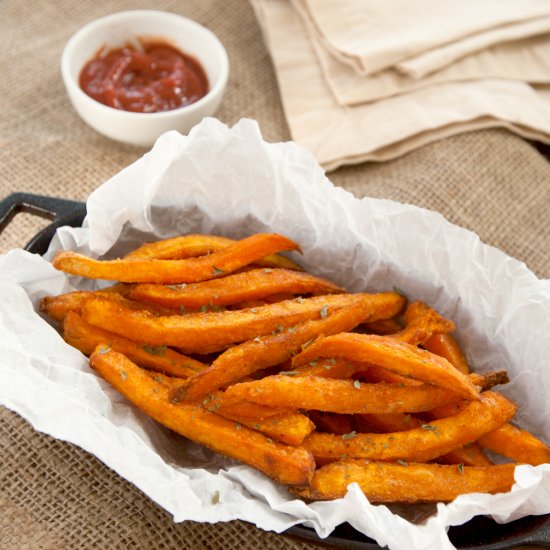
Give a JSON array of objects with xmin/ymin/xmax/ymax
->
[{"xmin": 79, "ymin": 40, "xmax": 209, "ymax": 113}]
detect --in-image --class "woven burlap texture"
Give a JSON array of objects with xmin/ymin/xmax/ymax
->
[{"xmin": 1, "ymin": 0, "xmax": 549, "ymax": 549}]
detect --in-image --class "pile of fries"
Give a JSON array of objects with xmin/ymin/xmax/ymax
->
[{"xmin": 41, "ymin": 232, "xmax": 550, "ymax": 503}]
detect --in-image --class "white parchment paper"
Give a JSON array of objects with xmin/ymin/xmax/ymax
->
[{"xmin": 1, "ymin": 118, "xmax": 549, "ymax": 550}]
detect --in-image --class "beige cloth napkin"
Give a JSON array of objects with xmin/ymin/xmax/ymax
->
[
  {"xmin": 253, "ymin": 0, "xmax": 550, "ymax": 170},
  {"xmin": 300, "ymin": 0, "xmax": 550, "ymax": 76},
  {"xmin": 296, "ymin": 0, "xmax": 550, "ymax": 106},
  {"xmin": 396, "ymin": 15, "xmax": 550, "ymax": 79}
]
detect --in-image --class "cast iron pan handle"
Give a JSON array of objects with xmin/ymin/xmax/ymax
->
[
  {"xmin": 516, "ymin": 519, "xmax": 550, "ymax": 548},
  {"xmin": 0, "ymin": 192, "xmax": 86, "ymax": 255}
]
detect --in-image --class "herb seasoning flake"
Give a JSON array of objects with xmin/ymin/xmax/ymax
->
[
  {"xmin": 421, "ymin": 424, "xmax": 438, "ymax": 431},
  {"xmin": 142, "ymin": 344, "xmax": 167, "ymax": 356}
]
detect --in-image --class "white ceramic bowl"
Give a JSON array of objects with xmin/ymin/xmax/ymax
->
[{"xmin": 61, "ymin": 10, "xmax": 229, "ymax": 146}]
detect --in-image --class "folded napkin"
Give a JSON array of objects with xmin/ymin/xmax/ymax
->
[
  {"xmin": 253, "ymin": 0, "xmax": 550, "ymax": 170},
  {"xmin": 396, "ymin": 15, "xmax": 550, "ymax": 79},
  {"xmin": 301, "ymin": 11, "xmax": 550, "ymax": 106},
  {"xmin": 299, "ymin": 0, "xmax": 550, "ymax": 76}
]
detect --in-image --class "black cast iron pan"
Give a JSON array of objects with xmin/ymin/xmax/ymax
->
[{"xmin": 1, "ymin": 192, "xmax": 549, "ymax": 549}]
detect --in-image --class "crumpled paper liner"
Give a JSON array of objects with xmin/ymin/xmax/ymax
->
[{"xmin": 1, "ymin": 118, "xmax": 549, "ymax": 550}]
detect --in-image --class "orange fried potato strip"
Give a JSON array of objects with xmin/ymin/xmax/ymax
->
[
  {"xmin": 63, "ymin": 311, "xmax": 206, "ymax": 379},
  {"xmin": 127, "ymin": 268, "xmax": 343, "ymax": 309},
  {"xmin": 226, "ymin": 413, "xmax": 314, "ymax": 447},
  {"xmin": 478, "ymin": 423, "xmax": 550, "ymax": 466},
  {"xmin": 424, "ymin": 333, "xmax": 470, "ymax": 374},
  {"xmin": 291, "ymin": 460, "xmax": 515, "ymax": 503},
  {"xmin": 125, "ymin": 233, "xmax": 303, "ymax": 270},
  {"xmin": 361, "ymin": 318, "xmax": 403, "ymax": 335},
  {"xmin": 296, "ymin": 355, "xmax": 506, "ymax": 399},
  {"xmin": 200, "ymin": 391, "xmax": 292, "ymax": 420},
  {"xmin": 353, "ymin": 412, "xmax": 423, "ymax": 433},
  {"xmin": 40, "ymin": 288, "xmax": 176, "ymax": 322},
  {"xmin": 295, "ymin": 357, "xmax": 360, "ymax": 379},
  {"xmin": 292, "ymin": 333, "xmax": 480, "ymax": 400},
  {"xmin": 52, "ymin": 233, "xmax": 300, "ymax": 284},
  {"xmin": 41, "ymin": 291, "xmax": 100, "ymax": 322},
  {"xmin": 418, "ymin": 384, "xmax": 550, "ymax": 466},
  {"xmin": 40, "ymin": 285, "xmax": 128, "ymax": 322},
  {"xmin": 82, "ymin": 292, "xmax": 404, "ymax": 354},
  {"xmin": 170, "ymin": 295, "xmax": 395, "ymax": 402},
  {"xmin": 435, "ymin": 445, "xmax": 493, "ymax": 467},
  {"xmin": 224, "ymin": 375, "xmax": 460, "ymax": 414},
  {"xmin": 295, "ymin": 303, "xmax": 455, "ymax": 382},
  {"xmin": 302, "ymin": 391, "xmax": 516, "ymax": 463},
  {"xmin": 394, "ymin": 301, "xmax": 455, "ymax": 345},
  {"xmin": 90, "ymin": 347, "xmax": 314, "ymax": 485},
  {"xmin": 359, "ymin": 367, "xmax": 507, "ymax": 393},
  {"xmin": 354, "ymin": 414, "xmax": 491, "ymax": 467},
  {"xmin": 297, "ymin": 306, "xmax": 467, "ymax": 387},
  {"xmin": 308, "ymin": 412, "xmax": 354, "ymax": 436}
]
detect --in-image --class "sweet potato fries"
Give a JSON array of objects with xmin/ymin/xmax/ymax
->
[{"xmin": 44, "ymin": 231, "xmax": 549, "ymax": 504}]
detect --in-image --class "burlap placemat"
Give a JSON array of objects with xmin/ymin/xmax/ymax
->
[{"xmin": 1, "ymin": 1, "xmax": 549, "ymax": 549}]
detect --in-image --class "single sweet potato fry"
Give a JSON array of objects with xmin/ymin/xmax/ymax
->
[
  {"xmin": 291, "ymin": 460, "xmax": 515, "ymax": 502},
  {"xmin": 295, "ymin": 357, "xmax": 359, "ymax": 379},
  {"xmin": 308, "ymin": 412, "xmax": 354, "ymax": 435},
  {"xmin": 201, "ymin": 391, "xmax": 292, "ymax": 420},
  {"xmin": 436, "ymin": 445, "xmax": 493, "ymax": 467},
  {"xmin": 40, "ymin": 285, "xmax": 128, "ymax": 322},
  {"xmin": 361, "ymin": 318, "xmax": 403, "ymax": 335},
  {"xmin": 292, "ymin": 333, "xmax": 480, "ymax": 400},
  {"xmin": 355, "ymin": 365, "xmax": 422, "ymax": 386},
  {"xmin": 425, "ymin": 373, "xmax": 510, "ymax": 420},
  {"xmin": 40, "ymin": 288, "xmax": 175, "ymax": 322},
  {"xmin": 478, "ymin": 423, "xmax": 550, "ymax": 466},
  {"xmin": 394, "ymin": 301, "xmax": 455, "ymax": 345},
  {"xmin": 127, "ymin": 268, "xmax": 343, "ymax": 309},
  {"xmin": 224, "ymin": 375, "xmax": 458, "ymax": 414},
  {"xmin": 125, "ymin": 233, "xmax": 303, "ymax": 270},
  {"xmin": 83, "ymin": 292, "xmax": 404, "ymax": 354},
  {"xmin": 424, "ymin": 333, "xmax": 470, "ymax": 374},
  {"xmin": 470, "ymin": 370, "xmax": 510, "ymax": 390},
  {"xmin": 359, "ymin": 369, "xmax": 507, "ymax": 394},
  {"xmin": 228, "ymin": 299, "xmax": 269, "ymax": 309},
  {"xmin": 125, "ymin": 234, "xmax": 236, "ymax": 259},
  {"xmin": 298, "ymin": 332, "xmax": 500, "ymax": 392},
  {"xmin": 263, "ymin": 292, "xmax": 297, "ymax": 303},
  {"xmin": 354, "ymin": 412, "xmax": 424, "ymax": 433},
  {"xmin": 41, "ymin": 291, "xmax": 95, "ymax": 322},
  {"xmin": 53, "ymin": 234, "xmax": 301, "ymax": 284},
  {"xmin": 354, "ymin": 413, "xmax": 491, "ymax": 467},
  {"xmin": 89, "ymin": 347, "xmax": 314, "ymax": 485},
  {"xmin": 225, "ymin": 412, "xmax": 315, "ymax": 446},
  {"xmin": 171, "ymin": 295, "xmax": 393, "ymax": 402},
  {"xmin": 302, "ymin": 391, "xmax": 516, "ymax": 463},
  {"xmin": 63, "ymin": 312, "xmax": 206, "ymax": 378}
]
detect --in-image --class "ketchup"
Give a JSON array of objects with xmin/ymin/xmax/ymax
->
[{"xmin": 79, "ymin": 41, "xmax": 209, "ymax": 113}]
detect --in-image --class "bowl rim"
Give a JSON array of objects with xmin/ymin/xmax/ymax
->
[{"xmin": 60, "ymin": 9, "xmax": 229, "ymax": 120}]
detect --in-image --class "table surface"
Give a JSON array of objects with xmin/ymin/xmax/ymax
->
[{"xmin": 1, "ymin": 1, "xmax": 549, "ymax": 549}]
